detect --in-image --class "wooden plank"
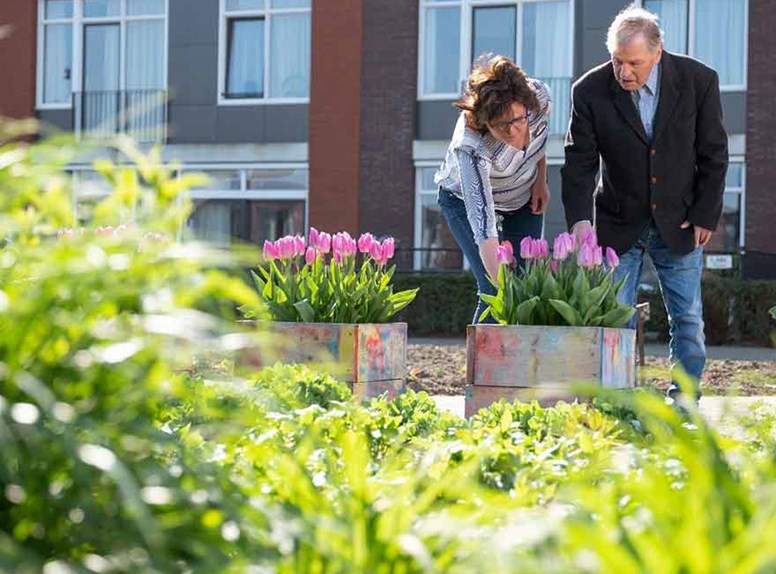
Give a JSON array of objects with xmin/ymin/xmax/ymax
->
[
  {"xmin": 354, "ymin": 323, "xmax": 408, "ymax": 383},
  {"xmin": 350, "ymin": 379, "xmax": 406, "ymax": 402},
  {"xmin": 262, "ymin": 322, "xmax": 356, "ymax": 380},
  {"xmin": 467, "ymin": 325, "xmax": 601, "ymax": 388},
  {"xmin": 464, "ymin": 385, "xmax": 582, "ymax": 418},
  {"xmin": 600, "ymin": 328, "xmax": 637, "ymax": 389}
]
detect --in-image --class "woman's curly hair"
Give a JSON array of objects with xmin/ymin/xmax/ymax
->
[{"xmin": 455, "ymin": 55, "xmax": 539, "ymax": 134}]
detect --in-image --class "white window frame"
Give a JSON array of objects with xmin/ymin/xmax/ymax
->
[
  {"xmin": 186, "ymin": 163, "xmax": 309, "ymax": 236},
  {"xmin": 726, "ymin": 156, "xmax": 745, "ymax": 250},
  {"xmin": 217, "ymin": 0, "xmax": 311, "ymax": 106},
  {"xmin": 36, "ymin": 0, "xmax": 169, "ymax": 110},
  {"xmin": 639, "ymin": 0, "xmax": 748, "ymax": 91},
  {"xmin": 417, "ymin": 0, "xmax": 575, "ymax": 101}
]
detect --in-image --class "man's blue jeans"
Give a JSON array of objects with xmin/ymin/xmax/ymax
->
[
  {"xmin": 438, "ymin": 187, "xmax": 543, "ymax": 324},
  {"xmin": 615, "ymin": 222, "xmax": 705, "ymax": 396}
]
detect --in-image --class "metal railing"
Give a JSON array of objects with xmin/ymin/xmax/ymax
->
[{"xmin": 73, "ymin": 89, "xmax": 168, "ymax": 143}]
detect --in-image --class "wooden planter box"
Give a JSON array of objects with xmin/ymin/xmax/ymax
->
[
  {"xmin": 241, "ymin": 322, "xmax": 407, "ymax": 402},
  {"xmin": 465, "ymin": 324, "xmax": 636, "ymax": 417}
]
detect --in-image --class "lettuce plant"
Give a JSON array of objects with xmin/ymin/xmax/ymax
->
[
  {"xmin": 245, "ymin": 228, "xmax": 418, "ymax": 323},
  {"xmin": 481, "ymin": 230, "xmax": 635, "ymax": 328}
]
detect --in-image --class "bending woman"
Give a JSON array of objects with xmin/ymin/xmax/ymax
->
[{"xmin": 435, "ymin": 55, "xmax": 552, "ymax": 323}]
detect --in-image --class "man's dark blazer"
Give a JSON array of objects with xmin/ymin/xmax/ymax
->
[{"xmin": 561, "ymin": 51, "xmax": 728, "ymax": 255}]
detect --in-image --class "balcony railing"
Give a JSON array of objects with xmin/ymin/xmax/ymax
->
[
  {"xmin": 536, "ymin": 77, "xmax": 571, "ymax": 136},
  {"xmin": 73, "ymin": 89, "xmax": 168, "ymax": 144}
]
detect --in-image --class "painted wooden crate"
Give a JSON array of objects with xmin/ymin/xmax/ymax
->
[
  {"xmin": 465, "ymin": 324, "xmax": 636, "ymax": 417},
  {"xmin": 241, "ymin": 322, "xmax": 407, "ymax": 401}
]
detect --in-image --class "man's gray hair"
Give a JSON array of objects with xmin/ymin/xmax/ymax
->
[{"xmin": 606, "ymin": 4, "xmax": 664, "ymax": 54}]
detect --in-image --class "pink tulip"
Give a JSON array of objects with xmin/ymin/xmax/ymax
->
[
  {"xmin": 605, "ymin": 246, "xmax": 619, "ymax": 268},
  {"xmin": 262, "ymin": 240, "xmax": 278, "ymax": 260},
  {"xmin": 294, "ymin": 235, "xmax": 305, "ymax": 257},
  {"xmin": 304, "ymin": 246, "xmax": 316, "ymax": 265},
  {"xmin": 593, "ymin": 246, "xmax": 603, "ymax": 266},
  {"xmin": 577, "ymin": 243, "xmax": 596, "ymax": 268},
  {"xmin": 577, "ymin": 227, "xmax": 598, "ymax": 249},
  {"xmin": 496, "ymin": 244, "xmax": 513, "ymax": 266},
  {"xmin": 358, "ymin": 232, "xmax": 375, "ymax": 253},
  {"xmin": 520, "ymin": 237, "xmax": 535, "ymax": 260},
  {"xmin": 369, "ymin": 240, "xmax": 385, "ymax": 265},
  {"xmin": 308, "ymin": 227, "xmax": 319, "ymax": 248},
  {"xmin": 553, "ymin": 232, "xmax": 575, "ymax": 260},
  {"xmin": 317, "ymin": 232, "xmax": 331, "ymax": 253},
  {"xmin": 381, "ymin": 237, "xmax": 395, "ymax": 260},
  {"xmin": 535, "ymin": 238, "xmax": 549, "ymax": 258},
  {"xmin": 278, "ymin": 236, "xmax": 296, "ymax": 260},
  {"xmin": 550, "ymin": 260, "xmax": 559, "ymax": 273}
]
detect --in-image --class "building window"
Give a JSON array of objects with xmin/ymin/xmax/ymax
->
[
  {"xmin": 706, "ymin": 161, "xmax": 745, "ymax": 253},
  {"xmin": 219, "ymin": 0, "xmax": 311, "ymax": 103},
  {"xmin": 642, "ymin": 0, "xmax": 747, "ymax": 88},
  {"xmin": 413, "ymin": 165, "xmax": 465, "ymax": 271},
  {"xmin": 185, "ymin": 166, "xmax": 309, "ymax": 246},
  {"xmin": 39, "ymin": 0, "xmax": 74, "ymax": 106},
  {"xmin": 419, "ymin": 0, "xmax": 573, "ymax": 134}
]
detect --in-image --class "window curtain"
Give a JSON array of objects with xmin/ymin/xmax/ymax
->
[
  {"xmin": 423, "ymin": 7, "xmax": 460, "ymax": 95},
  {"xmin": 268, "ymin": 13, "xmax": 311, "ymax": 98},
  {"xmin": 43, "ymin": 24, "xmax": 72, "ymax": 104},
  {"xmin": 227, "ymin": 19, "xmax": 264, "ymax": 97},
  {"xmin": 644, "ymin": 0, "xmax": 688, "ymax": 53},
  {"xmin": 83, "ymin": 25, "xmax": 120, "ymax": 135},
  {"xmin": 522, "ymin": 1, "xmax": 571, "ymax": 134},
  {"xmin": 472, "ymin": 6, "xmax": 516, "ymax": 63},
  {"xmin": 191, "ymin": 202, "xmax": 233, "ymax": 246},
  {"xmin": 127, "ymin": 20, "xmax": 164, "ymax": 89},
  {"xmin": 694, "ymin": 0, "xmax": 745, "ymax": 86}
]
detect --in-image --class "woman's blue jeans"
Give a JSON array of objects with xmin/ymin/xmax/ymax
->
[{"xmin": 438, "ymin": 187, "xmax": 543, "ymax": 324}]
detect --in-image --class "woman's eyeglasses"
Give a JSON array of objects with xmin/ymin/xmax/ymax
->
[{"xmin": 489, "ymin": 110, "xmax": 531, "ymax": 134}]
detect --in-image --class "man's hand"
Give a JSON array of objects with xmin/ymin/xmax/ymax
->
[
  {"xmin": 571, "ymin": 220, "xmax": 595, "ymax": 246},
  {"xmin": 680, "ymin": 221, "xmax": 713, "ymax": 248},
  {"xmin": 530, "ymin": 180, "xmax": 550, "ymax": 214}
]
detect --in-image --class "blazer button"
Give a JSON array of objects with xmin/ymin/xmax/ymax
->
[
  {"xmin": 651, "ymin": 149, "xmax": 656, "ymax": 156},
  {"xmin": 652, "ymin": 203, "xmax": 657, "ymax": 211},
  {"xmin": 651, "ymin": 176, "xmax": 657, "ymax": 184}
]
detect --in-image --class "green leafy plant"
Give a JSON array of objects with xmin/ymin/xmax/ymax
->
[
  {"xmin": 770, "ymin": 305, "xmax": 776, "ymax": 320},
  {"xmin": 244, "ymin": 228, "xmax": 418, "ymax": 323},
  {"xmin": 481, "ymin": 232, "xmax": 635, "ymax": 327}
]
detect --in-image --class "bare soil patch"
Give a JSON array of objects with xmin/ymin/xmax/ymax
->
[{"xmin": 407, "ymin": 344, "xmax": 776, "ymax": 397}]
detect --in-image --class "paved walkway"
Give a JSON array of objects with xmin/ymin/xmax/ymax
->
[{"xmin": 410, "ymin": 337, "xmax": 776, "ymax": 362}]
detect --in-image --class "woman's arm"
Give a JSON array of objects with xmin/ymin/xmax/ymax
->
[{"xmin": 530, "ymin": 155, "xmax": 550, "ymax": 214}]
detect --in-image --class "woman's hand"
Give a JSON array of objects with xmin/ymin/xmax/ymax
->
[
  {"xmin": 479, "ymin": 237, "xmax": 501, "ymax": 283},
  {"xmin": 530, "ymin": 179, "xmax": 550, "ymax": 214}
]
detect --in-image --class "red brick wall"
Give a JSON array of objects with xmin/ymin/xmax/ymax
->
[
  {"xmin": 308, "ymin": 0, "xmax": 363, "ymax": 236},
  {"xmin": 0, "ymin": 3, "xmax": 37, "ymax": 119},
  {"xmin": 745, "ymin": 0, "xmax": 776, "ymax": 255},
  {"xmin": 358, "ymin": 0, "xmax": 418, "ymax": 267}
]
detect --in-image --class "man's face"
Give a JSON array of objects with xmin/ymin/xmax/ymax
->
[{"xmin": 611, "ymin": 34, "xmax": 662, "ymax": 92}]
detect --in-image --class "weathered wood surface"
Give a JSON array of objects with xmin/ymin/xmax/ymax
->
[
  {"xmin": 465, "ymin": 324, "xmax": 636, "ymax": 414},
  {"xmin": 241, "ymin": 322, "xmax": 407, "ymax": 390}
]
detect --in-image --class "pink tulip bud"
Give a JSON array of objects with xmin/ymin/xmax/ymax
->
[
  {"xmin": 605, "ymin": 246, "xmax": 620, "ymax": 268},
  {"xmin": 278, "ymin": 236, "xmax": 296, "ymax": 260},
  {"xmin": 578, "ymin": 228, "xmax": 598, "ymax": 249},
  {"xmin": 535, "ymin": 238, "xmax": 549, "ymax": 258},
  {"xmin": 496, "ymin": 244, "xmax": 512, "ymax": 266},
  {"xmin": 369, "ymin": 240, "xmax": 384, "ymax": 264},
  {"xmin": 308, "ymin": 227, "xmax": 319, "ymax": 248},
  {"xmin": 593, "ymin": 246, "xmax": 603, "ymax": 266},
  {"xmin": 333, "ymin": 250, "xmax": 344, "ymax": 265},
  {"xmin": 263, "ymin": 239, "xmax": 278, "ymax": 261},
  {"xmin": 305, "ymin": 246, "xmax": 316, "ymax": 265},
  {"xmin": 520, "ymin": 236, "xmax": 535, "ymax": 260},
  {"xmin": 358, "ymin": 232, "xmax": 375, "ymax": 253},
  {"xmin": 553, "ymin": 232, "xmax": 575, "ymax": 260},
  {"xmin": 294, "ymin": 235, "xmax": 305, "ymax": 257},
  {"xmin": 381, "ymin": 237, "xmax": 395, "ymax": 260},
  {"xmin": 316, "ymin": 232, "xmax": 330, "ymax": 253},
  {"xmin": 577, "ymin": 243, "xmax": 596, "ymax": 268},
  {"xmin": 550, "ymin": 260, "xmax": 559, "ymax": 273}
]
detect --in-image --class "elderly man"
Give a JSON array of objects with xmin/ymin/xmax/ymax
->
[{"xmin": 561, "ymin": 5, "xmax": 728, "ymax": 404}]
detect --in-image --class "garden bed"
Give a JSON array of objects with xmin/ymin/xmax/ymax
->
[{"xmin": 407, "ymin": 343, "xmax": 776, "ymax": 396}]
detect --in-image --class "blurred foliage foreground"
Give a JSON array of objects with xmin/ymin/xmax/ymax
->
[{"xmin": 1, "ymin": 126, "xmax": 776, "ymax": 574}]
